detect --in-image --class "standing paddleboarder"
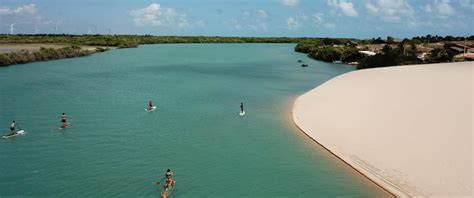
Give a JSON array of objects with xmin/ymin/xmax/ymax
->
[
  {"xmin": 60, "ymin": 113, "xmax": 69, "ymax": 128},
  {"xmin": 9, "ymin": 120, "xmax": 16, "ymax": 135},
  {"xmin": 165, "ymin": 169, "xmax": 173, "ymax": 179}
]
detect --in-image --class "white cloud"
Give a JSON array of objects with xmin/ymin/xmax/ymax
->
[
  {"xmin": 130, "ymin": 3, "xmax": 190, "ymax": 28},
  {"xmin": 13, "ymin": 4, "xmax": 37, "ymax": 15},
  {"xmin": 365, "ymin": 0, "xmax": 414, "ymax": 21},
  {"xmin": 281, "ymin": 0, "xmax": 299, "ymax": 6},
  {"xmin": 365, "ymin": 3, "xmax": 378, "ymax": 13},
  {"xmin": 0, "ymin": 7, "xmax": 11, "ymax": 15},
  {"xmin": 227, "ymin": 10, "xmax": 269, "ymax": 32},
  {"xmin": 327, "ymin": 0, "xmax": 358, "ymax": 17},
  {"xmin": 313, "ymin": 13, "xmax": 324, "ymax": 23},
  {"xmin": 424, "ymin": 4, "xmax": 433, "ymax": 12},
  {"xmin": 0, "ymin": 4, "xmax": 37, "ymax": 15},
  {"xmin": 196, "ymin": 20, "xmax": 206, "ymax": 28},
  {"xmin": 257, "ymin": 10, "xmax": 268, "ymax": 18},
  {"xmin": 286, "ymin": 17, "xmax": 300, "ymax": 30},
  {"xmin": 324, "ymin": 23, "xmax": 336, "ymax": 29},
  {"xmin": 0, "ymin": 4, "xmax": 56, "ymax": 34},
  {"xmin": 312, "ymin": 13, "xmax": 337, "ymax": 29},
  {"xmin": 460, "ymin": 0, "xmax": 474, "ymax": 9},
  {"xmin": 177, "ymin": 14, "xmax": 189, "ymax": 28},
  {"xmin": 423, "ymin": 0, "xmax": 455, "ymax": 18}
]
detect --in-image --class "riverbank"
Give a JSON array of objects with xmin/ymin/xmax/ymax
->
[
  {"xmin": 294, "ymin": 37, "xmax": 474, "ymax": 69},
  {"xmin": 0, "ymin": 35, "xmax": 307, "ymax": 66},
  {"xmin": 0, "ymin": 44, "xmax": 111, "ymax": 66},
  {"xmin": 293, "ymin": 62, "xmax": 472, "ymax": 197},
  {"xmin": 0, "ymin": 43, "xmax": 106, "ymax": 53}
]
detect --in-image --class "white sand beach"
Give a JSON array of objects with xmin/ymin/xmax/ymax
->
[
  {"xmin": 293, "ymin": 62, "xmax": 473, "ymax": 197},
  {"xmin": 0, "ymin": 44, "xmax": 108, "ymax": 53}
]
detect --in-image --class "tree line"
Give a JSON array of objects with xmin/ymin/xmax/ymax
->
[
  {"xmin": 0, "ymin": 34, "xmax": 335, "ymax": 66},
  {"xmin": 0, "ymin": 34, "xmax": 312, "ymax": 48},
  {"xmin": 0, "ymin": 46, "xmax": 109, "ymax": 66},
  {"xmin": 294, "ymin": 34, "xmax": 473, "ymax": 69},
  {"xmin": 1, "ymin": 34, "xmax": 471, "ymax": 67}
]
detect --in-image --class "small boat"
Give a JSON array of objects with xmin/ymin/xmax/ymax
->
[
  {"xmin": 160, "ymin": 181, "xmax": 176, "ymax": 198},
  {"xmin": 348, "ymin": 61, "xmax": 359, "ymax": 65},
  {"xmin": 301, "ymin": 64, "xmax": 308, "ymax": 67}
]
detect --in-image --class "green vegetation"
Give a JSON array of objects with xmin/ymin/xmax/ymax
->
[
  {"xmin": 425, "ymin": 44, "xmax": 458, "ymax": 63},
  {"xmin": 0, "ymin": 34, "xmax": 313, "ymax": 66},
  {"xmin": 294, "ymin": 34, "xmax": 473, "ymax": 70},
  {"xmin": 294, "ymin": 38, "xmax": 360, "ymax": 63},
  {"xmin": 358, "ymin": 44, "xmax": 421, "ymax": 69},
  {"xmin": 0, "ymin": 34, "xmax": 309, "ymax": 48},
  {"xmin": 411, "ymin": 34, "xmax": 474, "ymax": 43},
  {"xmin": 0, "ymin": 45, "xmax": 100, "ymax": 66},
  {"xmin": 1, "ymin": 34, "xmax": 471, "ymax": 68}
]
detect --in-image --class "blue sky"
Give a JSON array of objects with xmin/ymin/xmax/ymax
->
[{"xmin": 0, "ymin": 0, "xmax": 473, "ymax": 38}]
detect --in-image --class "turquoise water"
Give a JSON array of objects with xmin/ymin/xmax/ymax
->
[{"xmin": 0, "ymin": 44, "xmax": 389, "ymax": 197}]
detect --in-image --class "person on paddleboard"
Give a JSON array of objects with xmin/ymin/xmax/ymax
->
[
  {"xmin": 149, "ymin": 100, "xmax": 153, "ymax": 110},
  {"xmin": 60, "ymin": 113, "xmax": 68, "ymax": 128},
  {"xmin": 9, "ymin": 120, "xmax": 16, "ymax": 135},
  {"xmin": 165, "ymin": 169, "xmax": 173, "ymax": 179},
  {"xmin": 164, "ymin": 177, "xmax": 174, "ymax": 190},
  {"xmin": 240, "ymin": 102, "xmax": 244, "ymax": 113},
  {"xmin": 61, "ymin": 113, "xmax": 67, "ymax": 123}
]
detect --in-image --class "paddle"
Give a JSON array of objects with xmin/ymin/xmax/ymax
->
[
  {"xmin": 155, "ymin": 176, "xmax": 166, "ymax": 186},
  {"xmin": 13, "ymin": 124, "xmax": 22, "ymax": 134}
]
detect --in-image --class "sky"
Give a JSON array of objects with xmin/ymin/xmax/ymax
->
[{"xmin": 0, "ymin": 0, "xmax": 473, "ymax": 39}]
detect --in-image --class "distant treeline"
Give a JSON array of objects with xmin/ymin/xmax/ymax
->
[
  {"xmin": 0, "ymin": 34, "xmax": 318, "ymax": 66},
  {"xmin": 0, "ymin": 45, "xmax": 109, "ymax": 66},
  {"xmin": 294, "ymin": 38, "xmax": 359, "ymax": 62},
  {"xmin": 410, "ymin": 34, "xmax": 474, "ymax": 43},
  {"xmin": 0, "ymin": 34, "xmax": 311, "ymax": 48},
  {"xmin": 294, "ymin": 34, "xmax": 473, "ymax": 69},
  {"xmin": 1, "ymin": 34, "xmax": 472, "ymax": 68}
]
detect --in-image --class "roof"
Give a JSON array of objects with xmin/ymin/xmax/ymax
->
[
  {"xmin": 359, "ymin": 50, "xmax": 376, "ymax": 56},
  {"xmin": 450, "ymin": 47, "xmax": 465, "ymax": 52},
  {"xmin": 464, "ymin": 53, "xmax": 474, "ymax": 59}
]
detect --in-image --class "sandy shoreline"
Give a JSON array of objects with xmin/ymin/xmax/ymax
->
[
  {"xmin": 293, "ymin": 62, "xmax": 473, "ymax": 197},
  {"xmin": 287, "ymin": 97, "xmax": 395, "ymax": 197},
  {"xmin": 0, "ymin": 43, "xmax": 109, "ymax": 53}
]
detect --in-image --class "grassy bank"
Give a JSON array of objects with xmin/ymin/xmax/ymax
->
[
  {"xmin": 0, "ymin": 45, "xmax": 109, "ymax": 66},
  {"xmin": 294, "ymin": 35, "xmax": 474, "ymax": 69}
]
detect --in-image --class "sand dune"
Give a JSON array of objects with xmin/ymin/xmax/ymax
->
[{"xmin": 293, "ymin": 62, "xmax": 473, "ymax": 197}]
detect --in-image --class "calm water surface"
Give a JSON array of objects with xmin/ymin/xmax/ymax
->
[{"xmin": 0, "ymin": 44, "xmax": 390, "ymax": 197}]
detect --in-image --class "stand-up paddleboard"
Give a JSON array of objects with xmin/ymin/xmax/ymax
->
[
  {"xmin": 2, "ymin": 130, "xmax": 26, "ymax": 139},
  {"xmin": 239, "ymin": 110, "xmax": 246, "ymax": 116},
  {"xmin": 59, "ymin": 122, "xmax": 70, "ymax": 129},
  {"xmin": 146, "ymin": 106, "xmax": 157, "ymax": 112},
  {"xmin": 160, "ymin": 181, "xmax": 176, "ymax": 198}
]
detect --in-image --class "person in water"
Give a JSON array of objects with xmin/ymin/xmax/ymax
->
[
  {"xmin": 165, "ymin": 169, "xmax": 173, "ymax": 179},
  {"xmin": 240, "ymin": 102, "xmax": 244, "ymax": 113},
  {"xmin": 164, "ymin": 177, "xmax": 175, "ymax": 190},
  {"xmin": 149, "ymin": 100, "xmax": 153, "ymax": 110},
  {"xmin": 9, "ymin": 120, "xmax": 16, "ymax": 135},
  {"xmin": 60, "ymin": 113, "xmax": 68, "ymax": 128}
]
